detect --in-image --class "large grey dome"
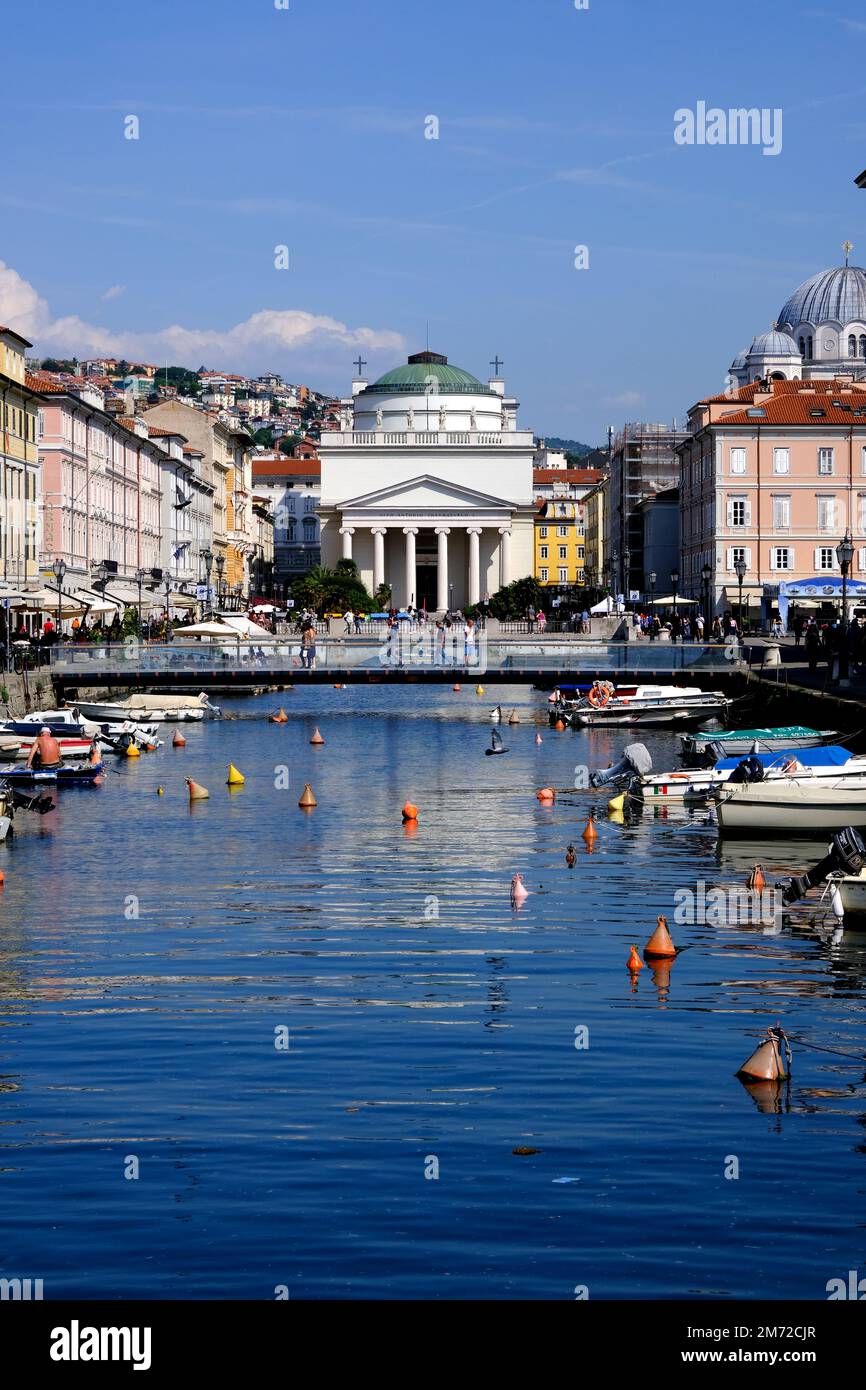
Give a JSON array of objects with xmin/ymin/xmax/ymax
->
[
  {"xmin": 747, "ymin": 329, "xmax": 800, "ymax": 357},
  {"xmin": 777, "ymin": 266, "xmax": 866, "ymax": 328}
]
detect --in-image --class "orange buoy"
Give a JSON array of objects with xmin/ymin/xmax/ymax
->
[
  {"xmin": 554, "ymin": 718, "xmax": 566, "ymax": 731},
  {"xmin": 644, "ymin": 914, "xmax": 676, "ymax": 959},
  {"xmin": 535, "ymin": 733, "xmax": 542, "ymax": 745},
  {"xmin": 145, "ymin": 742, "xmax": 157, "ymax": 752},
  {"xmin": 582, "ymin": 815, "xmax": 598, "ymax": 844},
  {"xmin": 298, "ymin": 783, "xmax": 317, "ymax": 808},
  {"xmin": 269, "ymin": 708, "xmax": 288, "ymax": 724},
  {"xmin": 0, "ymin": 870, "xmax": 5, "ymax": 885},
  {"xmin": 536, "ymin": 787, "xmax": 556, "ymax": 803},
  {"xmin": 310, "ymin": 727, "xmax": 325, "ymax": 745},
  {"xmin": 453, "ymin": 684, "xmax": 461, "ymax": 692},
  {"xmin": 736, "ymin": 1025, "xmax": 790, "ymax": 1081},
  {"xmin": 401, "ymin": 801, "xmax": 419, "ymax": 822},
  {"xmin": 627, "ymin": 944, "xmax": 644, "ymax": 972},
  {"xmin": 186, "ymin": 778, "xmax": 209, "ymax": 801},
  {"xmin": 333, "ymin": 684, "xmax": 344, "ymax": 689},
  {"xmin": 747, "ymin": 864, "xmax": 766, "ymax": 894},
  {"xmin": 172, "ymin": 730, "xmax": 186, "ymax": 747}
]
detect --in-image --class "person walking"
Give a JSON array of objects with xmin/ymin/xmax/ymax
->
[
  {"xmin": 805, "ymin": 621, "xmax": 820, "ymax": 676},
  {"xmin": 301, "ymin": 619, "xmax": 317, "ymax": 670}
]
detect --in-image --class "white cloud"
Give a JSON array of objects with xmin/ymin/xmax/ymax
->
[
  {"xmin": 603, "ymin": 391, "xmax": 644, "ymax": 408},
  {"xmin": 101, "ymin": 284, "xmax": 126, "ymax": 301},
  {"xmin": 0, "ymin": 260, "xmax": 404, "ymax": 372}
]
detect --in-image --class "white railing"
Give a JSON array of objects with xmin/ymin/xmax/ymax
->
[{"xmin": 323, "ymin": 430, "xmax": 535, "ymax": 447}]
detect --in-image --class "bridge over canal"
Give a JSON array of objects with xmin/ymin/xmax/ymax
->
[{"xmin": 47, "ymin": 637, "xmax": 746, "ymax": 696}]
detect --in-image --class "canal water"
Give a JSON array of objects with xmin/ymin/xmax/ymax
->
[{"xmin": 1, "ymin": 685, "xmax": 864, "ymax": 1300}]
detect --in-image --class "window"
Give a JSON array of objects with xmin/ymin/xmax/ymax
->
[
  {"xmin": 816, "ymin": 546, "xmax": 836, "ymax": 571},
  {"xmin": 577, "ymin": 546, "xmax": 585, "ymax": 560},
  {"xmin": 772, "ymin": 496, "xmax": 790, "ymax": 529},
  {"xmin": 539, "ymin": 525, "xmax": 548, "ymax": 538},
  {"xmin": 557, "ymin": 524, "xmax": 569, "ymax": 537},
  {"xmin": 772, "ymin": 546, "xmax": 792, "ymax": 570},
  {"xmin": 818, "ymin": 447, "xmax": 834, "ymax": 476},
  {"xmin": 729, "ymin": 546, "xmax": 748, "ymax": 570},
  {"xmin": 539, "ymin": 545, "xmax": 548, "ymax": 560},
  {"xmin": 772, "ymin": 447, "xmax": 789, "ymax": 474},
  {"xmin": 728, "ymin": 496, "xmax": 747, "ymax": 526},
  {"xmin": 730, "ymin": 447, "xmax": 746, "ymax": 474},
  {"xmin": 799, "ymin": 336, "xmax": 806, "ymax": 356},
  {"xmin": 861, "ymin": 335, "xmax": 866, "ymax": 359},
  {"xmin": 807, "ymin": 336, "xmax": 814, "ymax": 359},
  {"xmin": 849, "ymin": 334, "xmax": 857, "ymax": 358},
  {"xmin": 558, "ymin": 567, "xmax": 568, "ymax": 583},
  {"xmin": 558, "ymin": 545, "xmax": 567, "ymax": 560},
  {"xmin": 817, "ymin": 495, "xmax": 837, "ymax": 532},
  {"xmin": 539, "ymin": 567, "xmax": 549, "ymax": 582}
]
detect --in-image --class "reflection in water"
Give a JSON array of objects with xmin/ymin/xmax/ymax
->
[{"xmin": 0, "ymin": 687, "xmax": 864, "ymax": 1298}]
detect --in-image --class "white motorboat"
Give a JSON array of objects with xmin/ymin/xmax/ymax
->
[
  {"xmin": 836, "ymin": 871, "xmax": 866, "ymax": 925},
  {"xmin": 6, "ymin": 708, "xmax": 159, "ymax": 743},
  {"xmin": 72, "ymin": 691, "xmax": 218, "ymax": 722},
  {"xmin": 572, "ymin": 683, "xmax": 731, "ymax": 729},
  {"xmin": 642, "ymin": 745, "xmax": 863, "ymax": 803},
  {"xmin": 714, "ymin": 777, "xmax": 866, "ymax": 835}
]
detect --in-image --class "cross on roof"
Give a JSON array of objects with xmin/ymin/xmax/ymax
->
[
  {"xmin": 353, "ymin": 355, "xmax": 367, "ymax": 376},
  {"xmin": 490, "ymin": 355, "xmax": 504, "ymax": 375},
  {"xmin": 844, "ymin": 240, "xmax": 854, "ymax": 266}
]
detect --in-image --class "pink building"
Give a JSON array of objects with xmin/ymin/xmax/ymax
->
[
  {"xmin": 31, "ymin": 375, "xmax": 164, "ymax": 582},
  {"xmin": 680, "ymin": 376, "xmax": 866, "ymax": 624}
]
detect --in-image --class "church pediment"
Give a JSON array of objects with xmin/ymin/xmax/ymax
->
[{"xmin": 338, "ymin": 473, "xmax": 513, "ymax": 512}]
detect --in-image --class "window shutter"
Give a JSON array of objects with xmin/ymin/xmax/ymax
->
[
  {"xmin": 745, "ymin": 547, "xmax": 752, "ymax": 569},
  {"xmin": 726, "ymin": 500, "xmax": 733, "ymax": 525},
  {"xmin": 769, "ymin": 549, "xmax": 777, "ymax": 571},
  {"xmin": 788, "ymin": 548, "xmax": 795, "ymax": 570},
  {"xmin": 726, "ymin": 547, "xmax": 734, "ymax": 570},
  {"xmin": 744, "ymin": 500, "xmax": 752, "ymax": 525},
  {"xmin": 859, "ymin": 547, "xmax": 866, "ymax": 572},
  {"xmin": 814, "ymin": 547, "xmax": 823, "ymax": 569}
]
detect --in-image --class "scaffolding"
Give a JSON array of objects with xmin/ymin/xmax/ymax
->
[{"xmin": 607, "ymin": 421, "xmax": 689, "ymax": 594}]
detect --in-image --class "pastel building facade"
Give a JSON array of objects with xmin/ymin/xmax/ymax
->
[
  {"xmin": 0, "ymin": 327, "xmax": 41, "ymax": 585},
  {"xmin": 680, "ymin": 376, "xmax": 866, "ymax": 620}
]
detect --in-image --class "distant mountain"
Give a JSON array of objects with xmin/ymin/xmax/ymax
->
[{"xmin": 541, "ymin": 436, "xmax": 597, "ymax": 457}]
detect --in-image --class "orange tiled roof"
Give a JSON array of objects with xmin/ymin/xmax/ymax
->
[
  {"xmin": 707, "ymin": 377, "xmax": 866, "ymax": 426},
  {"xmin": 533, "ymin": 467, "xmax": 602, "ymax": 484},
  {"xmin": 252, "ymin": 456, "xmax": 321, "ymax": 480}
]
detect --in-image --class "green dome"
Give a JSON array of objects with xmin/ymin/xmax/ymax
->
[{"xmin": 366, "ymin": 350, "xmax": 493, "ymax": 395}]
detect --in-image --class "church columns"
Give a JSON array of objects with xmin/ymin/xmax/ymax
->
[
  {"xmin": 403, "ymin": 527, "xmax": 418, "ymax": 607},
  {"xmin": 372, "ymin": 527, "xmax": 387, "ymax": 591},
  {"xmin": 499, "ymin": 527, "xmax": 512, "ymax": 588},
  {"xmin": 339, "ymin": 526, "xmax": 354, "ymax": 561},
  {"xmin": 435, "ymin": 527, "xmax": 450, "ymax": 611},
  {"xmin": 467, "ymin": 527, "xmax": 482, "ymax": 605}
]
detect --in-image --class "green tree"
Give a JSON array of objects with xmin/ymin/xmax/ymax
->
[{"xmin": 479, "ymin": 576, "xmax": 546, "ymax": 620}]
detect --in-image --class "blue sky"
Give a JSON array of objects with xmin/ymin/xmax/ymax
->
[{"xmin": 2, "ymin": 0, "xmax": 865, "ymax": 442}]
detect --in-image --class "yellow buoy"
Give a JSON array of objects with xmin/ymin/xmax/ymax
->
[
  {"xmin": 227, "ymin": 763, "xmax": 245, "ymax": 786},
  {"xmin": 608, "ymin": 791, "xmax": 625, "ymax": 813},
  {"xmin": 126, "ymin": 743, "xmax": 141, "ymax": 758},
  {"xmin": 475, "ymin": 685, "xmax": 485, "ymax": 695},
  {"xmin": 157, "ymin": 786, "xmax": 164, "ymax": 796}
]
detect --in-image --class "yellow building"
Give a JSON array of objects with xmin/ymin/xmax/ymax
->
[
  {"xmin": 534, "ymin": 499, "xmax": 586, "ymax": 587},
  {"xmin": 0, "ymin": 326, "xmax": 40, "ymax": 585}
]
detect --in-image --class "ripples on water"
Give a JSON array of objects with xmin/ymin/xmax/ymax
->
[{"xmin": 0, "ymin": 685, "xmax": 865, "ymax": 1299}]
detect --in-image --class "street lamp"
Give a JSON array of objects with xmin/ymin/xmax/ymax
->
[
  {"xmin": 670, "ymin": 567, "xmax": 679, "ymax": 637},
  {"xmin": 701, "ymin": 561, "xmax": 712, "ymax": 636},
  {"xmin": 52, "ymin": 557, "xmax": 66, "ymax": 638},
  {"xmin": 135, "ymin": 567, "xmax": 146, "ymax": 634},
  {"xmin": 623, "ymin": 546, "xmax": 631, "ymax": 608},
  {"xmin": 215, "ymin": 554, "xmax": 225, "ymax": 608},
  {"xmin": 164, "ymin": 574, "xmax": 172, "ymax": 635},
  {"xmin": 734, "ymin": 555, "xmax": 747, "ymax": 632},
  {"xmin": 836, "ymin": 528, "xmax": 855, "ymax": 683},
  {"xmin": 201, "ymin": 547, "xmax": 213, "ymax": 615},
  {"xmin": 648, "ymin": 570, "xmax": 656, "ymax": 614}
]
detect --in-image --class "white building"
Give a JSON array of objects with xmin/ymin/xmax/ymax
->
[
  {"xmin": 318, "ymin": 350, "xmax": 535, "ymax": 610},
  {"xmin": 730, "ymin": 262, "xmax": 866, "ymax": 386}
]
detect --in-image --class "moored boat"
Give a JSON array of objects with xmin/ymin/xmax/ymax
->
[
  {"xmin": 681, "ymin": 725, "xmax": 839, "ymax": 765},
  {"xmin": 71, "ymin": 691, "xmax": 219, "ymax": 723},
  {"xmin": 572, "ymin": 683, "xmax": 731, "ymax": 729},
  {"xmin": 714, "ymin": 777, "xmax": 866, "ymax": 835},
  {"xmin": 642, "ymin": 745, "xmax": 861, "ymax": 802},
  {"xmin": 0, "ymin": 761, "xmax": 104, "ymax": 786}
]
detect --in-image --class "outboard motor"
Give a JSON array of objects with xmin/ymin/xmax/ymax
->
[
  {"xmin": 781, "ymin": 827, "xmax": 866, "ymax": 905},
  {"xmin": 727, "ymin": 754, "xmax": 765, "ymax": 785},
  {"xmin": 590, "ymin": 742, "xmax": 653, "ymax": 789}
]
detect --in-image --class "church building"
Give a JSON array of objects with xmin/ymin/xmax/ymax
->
[{"xmin": 317, "ymin": 351, "xmax": 535, "ymax": 610}]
